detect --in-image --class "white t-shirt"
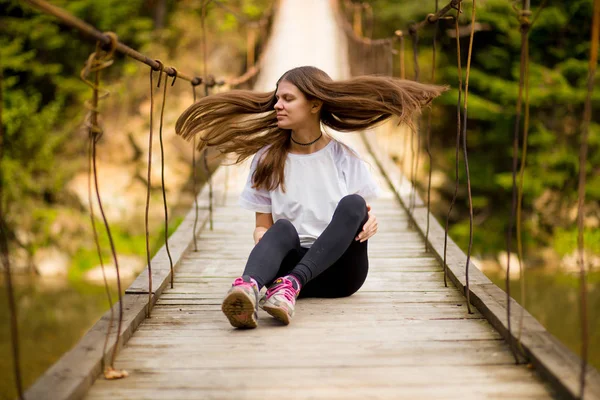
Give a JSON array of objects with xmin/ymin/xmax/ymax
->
[{"xmin": 239, "ymin": 139, "xmax": 380, "ymax": 247}]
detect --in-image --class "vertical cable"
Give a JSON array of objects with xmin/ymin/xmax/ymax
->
[
  {"xmin": 578, "ymin": 0, "xmax": 599, "ymax": 395},
  {"xmin": 192, "ymin": 83, "xmax": 200, "ymax": 251},
  {"xmin": 461, "ymin": 0, "xmax": 476, "ymax": 315},
  {"xmin": 88, "ymin": 123, "xmax": 114, "ymax": 369},
  {"xmin": 425, "ymin": 0, "xmax": 440, "ymax": 252},
  {"xmin": 444, "ymin": 4, "xmax": 463, "ymax": 288},
  {"xmin": 0, "ymin": 65, "xmax": 25, "ymax": 400},
  {"xmin": 144, "ymin": 65, "xmax": 157, "ymax": 317},
  {"xmin": 409, "ymin": 25, "xmax": 420, "ymax": 219},
  {"xmin": 157, "ymin": 68, "xmax": 175, "ymax": 289},
  {"xmin": 202, "ymin": 0, "xmax": 214, "ymax": 230},
  {"xmin": 506, "ymin": 1, "xmax": 531, "ymax": 364}
]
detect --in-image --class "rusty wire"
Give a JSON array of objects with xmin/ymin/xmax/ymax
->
[
  {"xmin": 144, "ymin": 65, "xmax": 158, "ymax": 318},
  {"xmin": 0, "ymin": 67, "xmax": 24, "ymax": 400},
  {"xmin": 460, "ymin": 0, "xmax": 476, "ymax": 315},
  {"xmin": 443, "ymin": 3, "xmax": 463, "ymax": 288},
  {"xmin": 88, "ymin": 118, "xmax": 114, "ymax": 370},
  {"xmin": 157, "ymin": 67, "xmax": 175, "ymax": 289},
  {"xmin": 577, "ymin": 0, "xmax": 599, "ymax": 396},
  {"xmin": 425, "ymin": 0, "xmax": 440, "ymax": 252},
  {"xmin": 192, "ymin": 84, "xmax": 200, "ymax": 251},
  {"xmin": 412, "ymin": 0, "xmax": 463, "ymax": 31},
  {"xmin": 408, "ymin": 26, "xmax": 420, "ymax": 219},
  {"xmin": 202, "ymin": 0, "xmax": 214, "ymax": 230},
  {"xmin": 24, "ymin": 0, "xmax": 204, "ymax": 86},
  {"xmin": 506, "ymin": 1, "xmax": 532, "ymax": 365},
  {"xmin": 80, "ymin": 36, "xmax": 127, "ymax": 377},
  {"xmin": 514, "ymin": 0, "xmax": 552, "ymax": 363}
]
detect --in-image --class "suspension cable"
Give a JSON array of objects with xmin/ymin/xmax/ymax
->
[
  {"xmin": 202, "ymin": 0, "xmax": 214, "ymax": 231},
  {"xmin": 461, "ymin": 0, "xmax": 476, "ymax": 315},
  {"xmin": 158, "ymin": 69, "xmax": 175, "ymax": 289},
  {"xmin": 408, "ymin": 25, "xmax": 420, "ymax": 219},
  {"xmin": 192, "ymin": 84, "xmax": 200, "ymax": 251},
  {"xmin": 80, "ymin": 36, "xmax": 128, "ymax": 379},
  {"xmin": 578, "ymin": 0, "xmax": 599, "ymax": 396},
  {"xmin": 425, "ymin": 0, "xmax": 440, "ymax": 252},
  {"xmin": 507, "ymin": 0, "xmax": 532, "ymax": 364},
  {"xmin": 144, "ymin": 63, "xmax": 159, "ymax": 318},
  {"xmin": 444, "ymin": 3, "xmax": 463, "ymax": 288},
  {"xmin": 23, "ymin": 0, "xmax": 206, "ymax": 86},
  {"xmin": 515, "ymin": 0, "xmax": 550, "ymax": 363},
  {"xmin": 0, "ymin": 65, "xmax": 25, "ymax": 400}
]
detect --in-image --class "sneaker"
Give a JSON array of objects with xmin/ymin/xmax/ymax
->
[
  {"xmin": 221, "ymin": 275, "xmax": 259, "ymax": 329},
  {"xmin": 259, "ymin": 275, "xmax": 301, "ymax": 325}
]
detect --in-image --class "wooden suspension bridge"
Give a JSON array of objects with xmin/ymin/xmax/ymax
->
[{"xmin": 5, "ymin": 0, "xmax": 600, "ymax": 399}]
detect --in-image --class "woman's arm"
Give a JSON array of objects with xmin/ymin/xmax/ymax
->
[{"xmin": 253, "ymin": 212, "xmax": 274, "ymax": 244}]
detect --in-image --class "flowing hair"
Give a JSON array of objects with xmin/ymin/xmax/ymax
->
[{"xmin": 175, "ymin": 66, "xmax": 447, "ymax": 191}]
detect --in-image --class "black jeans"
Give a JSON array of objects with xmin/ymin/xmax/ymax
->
[{"xmin": 242, "ymin": 194, "xmax": 369, "ymax": 298}]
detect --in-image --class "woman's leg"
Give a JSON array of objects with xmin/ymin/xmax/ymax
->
[
  {"xmin": 222, "ymin": 219, "xmax": 301, "ymax": 329},
  {"xmin": 260, "ymin": 195, "xmax": 369, "ymax": 324},
  {"xmin": 242, "ymin": 219, "xmax": 302, "ymax": 289},
  {"xmin": 289, "ymin": 194, "xmax": 369, "ymax": 287},
  {"xmin": 299, "ymin": 238, "xmax": 369, "ymax": 298}
]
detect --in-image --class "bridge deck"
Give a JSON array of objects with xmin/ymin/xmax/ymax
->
[{"xmin": 85, "ymin": 135, "xmax": 554, "ymax": 399}]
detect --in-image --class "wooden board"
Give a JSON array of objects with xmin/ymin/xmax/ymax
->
[{"xmin": 84, "ymin": 133, "xmax": 555, "ymax": 400}]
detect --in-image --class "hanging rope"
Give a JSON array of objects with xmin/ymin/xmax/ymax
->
[
  {"xmin": 0, "ymin": 67, "xmax": 24, "ymax": 400},
  {"xmin": 144, "ymin": 63, "xmax": 159, "ymax": 318},
  {"xmin": 443, "ymin": 3, "xmax": 463, "ymax": 288},
  {"xmin": 515, "ymin": 0, "xmax": 550, "ymax": 363},
  {"xmin": 80, "ymin": 33, "xmax": 128, "ymax": 380},
  {"xmin": 506, "ymin": 1, "xmax": 532, "ymax": 364},
  {"xmin": 202, "ymin": 0, "xmax": 214, "ymax": 231},
  {"xmin": 408, "ymin": 24, "xmax": 420, "ymax": 221},
  {"xmin": 88, "ymin": 114, "xmax": 114, "ymax": 371},
  {"xmin": 191, "ymin": 81, "xmax": 201, "ymax": 251},
  {"xmin": 425, "ymin": 0, "xmax": 440, "ymax": 252},
  {"xmin": 577, "ymin": 0, "xmax": 599, "ymax": 396},
  {"xmin": 461, "ymin": 0, "xmax": 476, "ymax": 315},
  {"xmin": 157, "ymin": 66, "xmax": 176, "ymax": 289}
]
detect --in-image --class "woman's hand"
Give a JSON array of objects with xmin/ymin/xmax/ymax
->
[
  {"xmin": 356, "ymin": 203, "xmax": 378, "ymax": 243},
  {"xmin": 253, "ymin": 227, "xmax": 268, "ymax": 245}
]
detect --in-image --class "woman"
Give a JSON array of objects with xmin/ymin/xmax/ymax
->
[{"xmin": 176, "ymin": 66, "xmax": 445, "ymax": 329}]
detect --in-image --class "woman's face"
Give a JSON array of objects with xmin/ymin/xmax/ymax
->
[{"xmin": 274, "ymin": 80, "xmax": 318, "ymax": 130}]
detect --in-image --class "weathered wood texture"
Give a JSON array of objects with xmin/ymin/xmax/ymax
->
[
  {"xmin": 362, "ymin": 129, "xmax": 600, "ymax": 399},
  {"xmin": 84, "ymin": 133, "xmax": 556, "ymax": 400},
  {"xmin": 24, "ymin": 165, "xmax": 229, "ymax": 400}
]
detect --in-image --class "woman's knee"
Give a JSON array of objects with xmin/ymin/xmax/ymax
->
[
  {"xmin": 335, "ymin": 194, "xmax": 367, "ymax": 221},
  {"xmin": 266, "ymin": 219, "xmax": 299, "ymax": 247}
]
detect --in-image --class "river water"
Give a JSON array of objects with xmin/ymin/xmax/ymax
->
[{"xmin": 0, "ymin": 276, "xmax": 132, "ymax": 399}]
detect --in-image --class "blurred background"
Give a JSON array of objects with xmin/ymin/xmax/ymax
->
[{"xmin": 0, "ymin": 0, "xmax": 598, "ymax": 397}]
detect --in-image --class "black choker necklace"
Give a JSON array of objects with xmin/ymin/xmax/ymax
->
[{"xmin": 291, "ymin": 132, "xmax": 323, "ymax": 146}]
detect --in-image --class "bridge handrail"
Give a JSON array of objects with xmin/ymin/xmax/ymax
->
[
  {"xmin": 361, "ymin": 129, "xmax": 600, "ymax": 400},
  {"xmin": 23, "ymin": 165, "xmax": 229, "ymax": 400}
]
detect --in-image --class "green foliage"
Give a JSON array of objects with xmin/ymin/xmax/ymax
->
[
  {"xmin": 366, "ymin": 0, "xmax": 599, "ymax": 257},
  {"xmin": 553, "ymin": 227, "xmax": 600, "ymax": 257},
  {"xmin": 0, "ymin": 0, "xmax": 156, "ymax": 251}
]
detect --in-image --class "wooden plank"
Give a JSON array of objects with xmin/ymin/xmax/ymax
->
[
  {"xmin": 362, "ymin": 129, "xmax": 600, "ymax": 399},
  {"xmin": 86, "ymin": 365, "xmax": 553, "ymax": 400},
  {"xmin": 26, "ymin": 167, "xmax": 229, "ymax": 400}
]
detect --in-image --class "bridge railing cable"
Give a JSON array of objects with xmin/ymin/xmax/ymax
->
[
  {"xmin": 338, "ymin": 1, "xmax": 597, "ymax": 397},
  {"xmin": 6, "ymin": 0, "xmax": 277, "ymax": 389},
  {"xmin": 0, "ymin": 68, "xmax": 25, "ymax": 400}
]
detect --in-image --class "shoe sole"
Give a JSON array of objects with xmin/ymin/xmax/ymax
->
[
  {"xmin": 262, "ymin": 304, "xmax": 291, "ymax": 325},
  {"xmin": 221, "ymin": 289, "xmax": 257, "ymax": 329}
]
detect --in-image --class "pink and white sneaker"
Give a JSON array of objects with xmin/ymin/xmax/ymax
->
[
  {"xmin": 259, "ymin": 275, "xmax": 301, "ymax": 325},
  {"xmin": 221, "ymin": 275, "xmax": 259, "ymax": 329}
]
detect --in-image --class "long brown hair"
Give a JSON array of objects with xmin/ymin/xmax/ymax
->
[{"xmin": 175, "ymin": 66, "xmax": 446, "ymax": 191}]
